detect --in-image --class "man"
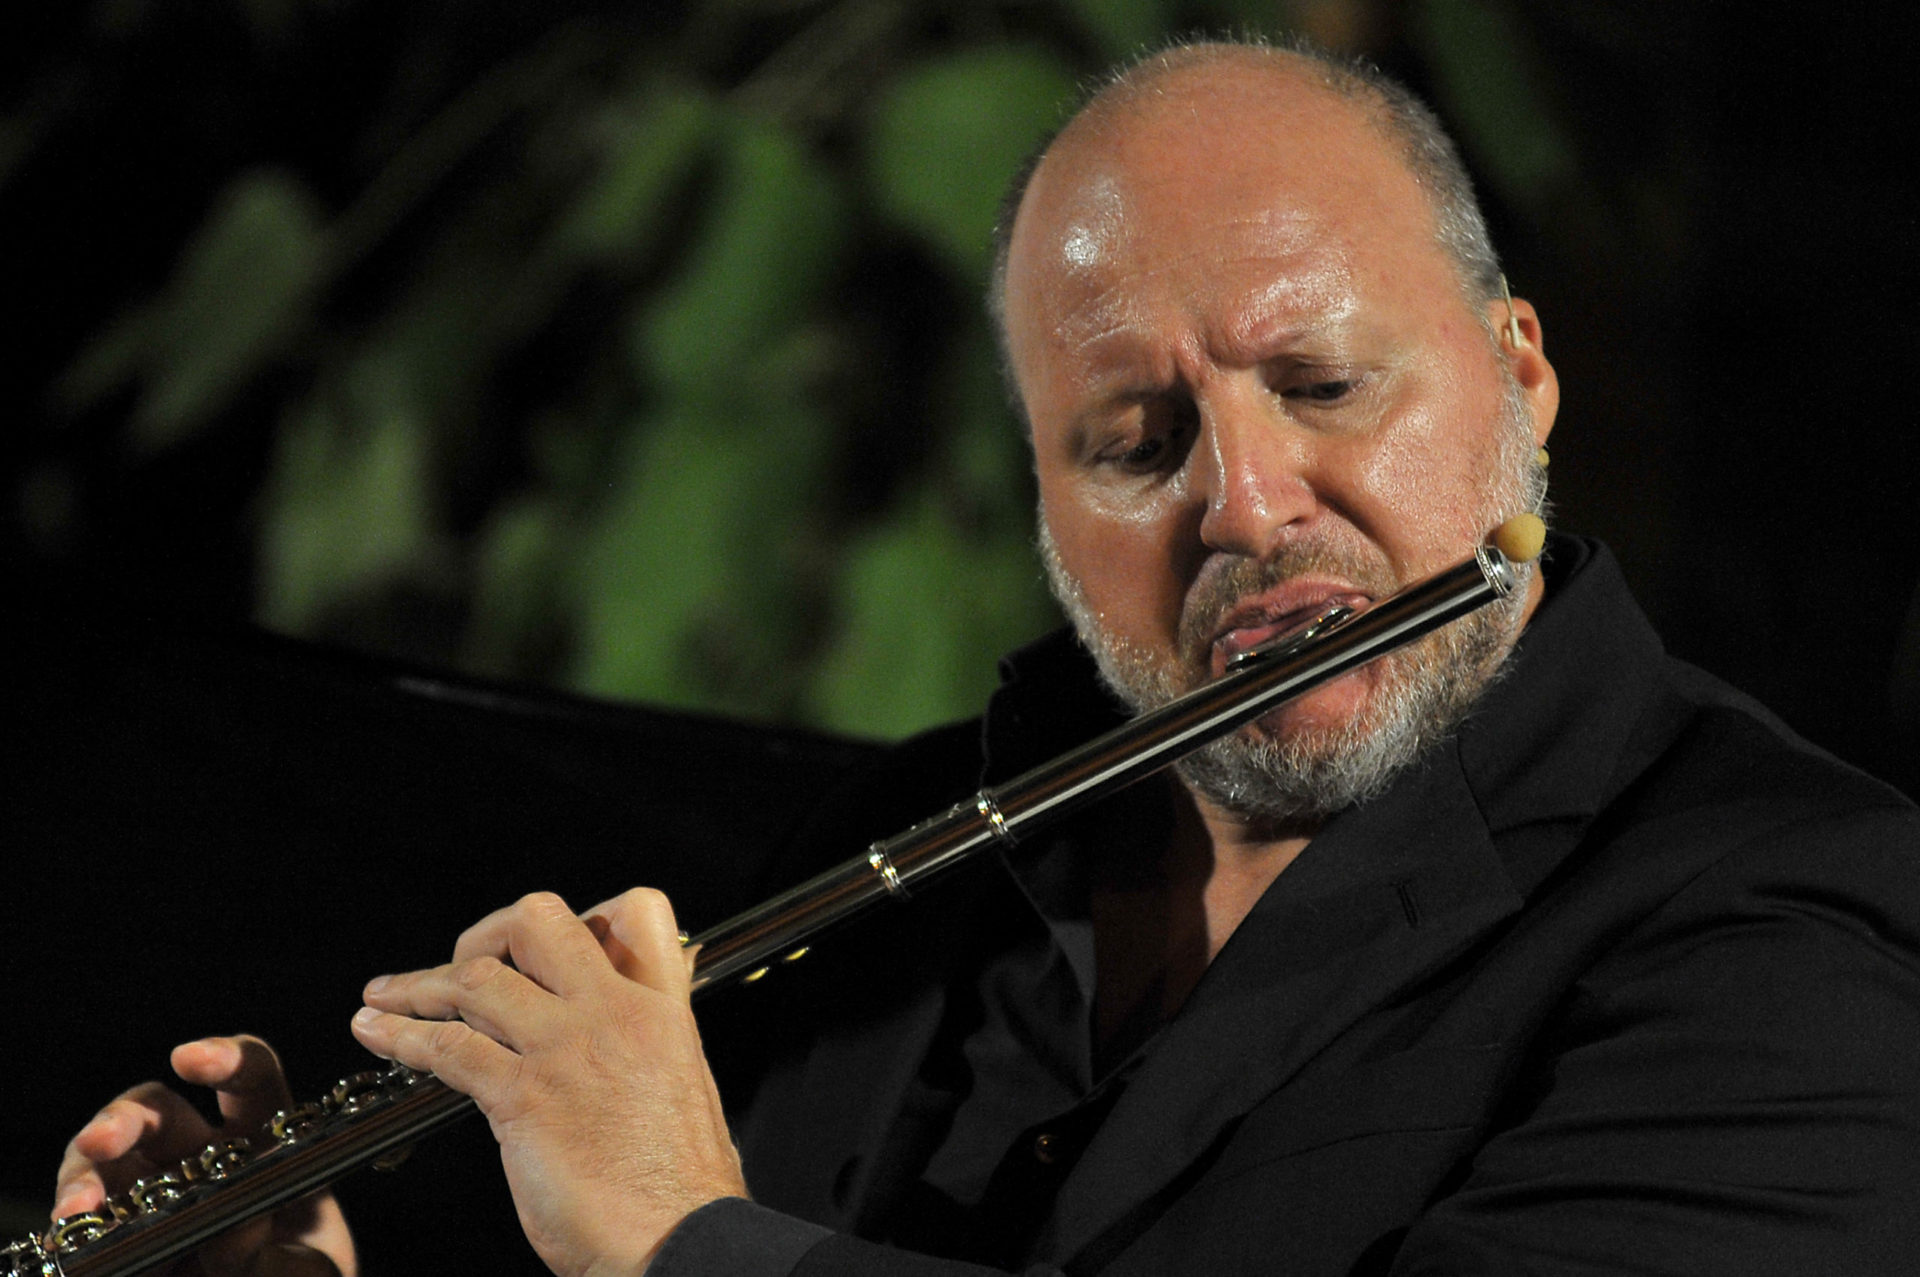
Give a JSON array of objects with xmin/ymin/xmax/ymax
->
[{"xmin": 53, "ymin": 39, "xmax": 1920, "ymax": 1276}]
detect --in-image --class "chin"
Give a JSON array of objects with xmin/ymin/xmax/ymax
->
[
  {"xmin": 1171, "ymin": 615, "xmax": 1518, "ymax": 826},
  {"xmin": 1243, "ymin": 672, "xmax": 1378, "ymax": 745}
]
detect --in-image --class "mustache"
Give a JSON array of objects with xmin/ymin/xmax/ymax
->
[{"xmin": 1175, "ymin": 540, "xmax": 1400, "ymax": 665}]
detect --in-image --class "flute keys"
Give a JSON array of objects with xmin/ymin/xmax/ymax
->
[
  {"xmin": 129, "ymin": 1173, "xmax": 190, "ymax": 1212},
  {"xmin": 331, "ymin": 1070, "xmax": 392, "ymax": 1115},
  {"xmin": 44, "ymin": 1211, "xmax": 113, "ymax": 1248},
  {"xmin": 269, "ymin": 1102, "xmax": 326, "ymax": 1145},
  {"xmin": 197, "ymin": 1138, "xmax": 253, "ymax": 1179},
  {"xmin": 6, "ymin": 1235, "xmax": 62, "ymax": 1276}
]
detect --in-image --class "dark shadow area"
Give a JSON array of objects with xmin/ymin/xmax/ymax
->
[{"xmin": 2, "ymin": 590, "xmax": 881, "ymax": 1268}]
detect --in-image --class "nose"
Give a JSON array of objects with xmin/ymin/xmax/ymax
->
[{"xmin": 1192, "ymin": 391, "xmax": 1317, "ymax": 559}]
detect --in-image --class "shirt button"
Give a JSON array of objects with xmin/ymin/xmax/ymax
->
[{"xmin": 1032, "ymin": 1132, "xmax": 1062, "ymax": 1164}]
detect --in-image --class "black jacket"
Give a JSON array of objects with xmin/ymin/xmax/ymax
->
[{"xmin": 664, "ymin": 537, "xmax": 1920, "ymax": 1275}]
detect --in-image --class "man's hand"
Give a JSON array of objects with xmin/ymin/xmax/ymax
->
[
  {"xmin": 52, "ymin": 1035, "xmax": 355, "ymax": 1276},
  {"xmin": 351, "ymin": 888, "xmax": 747, "ymax": 1277}
]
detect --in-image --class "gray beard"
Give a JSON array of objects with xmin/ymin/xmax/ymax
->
[{"xmin": 1039, "ymin": 383, "xmax": 1544, "ymax": 827}]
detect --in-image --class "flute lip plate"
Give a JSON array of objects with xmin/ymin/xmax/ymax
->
[{"xmin": 1224, "ymin": 602, "xmax": 1357, "ymax": 672}]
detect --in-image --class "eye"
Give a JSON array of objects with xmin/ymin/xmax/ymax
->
[
  {"xmin": 1285, "ymin": 378, "xmax": 1357, "ymax": 404},
  {"xmin": 1121, "ymin": 428, "xmax": 1175, "ymax": 472},
  {"xmin": 1104, "ymin": 395, "xmax": 1198, "ymax": 474},
  {"xmin": 1110, "ymin": 422, "xmax": 1192, "ymax": 473}
]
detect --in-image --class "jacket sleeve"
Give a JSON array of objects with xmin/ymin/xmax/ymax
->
[
  {"xmin": 1389, "ymin": 805, "xmax": 1920, "ymax": 1275},
  {"xmin": 647, "ymin": 1199, "xmax": 1056, "ymax": 1277}
]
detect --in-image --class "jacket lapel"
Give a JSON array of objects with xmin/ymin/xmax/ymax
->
[{"xmin": 1043, "ymin": 746, "xmax": 1525, "ymax": 1266}]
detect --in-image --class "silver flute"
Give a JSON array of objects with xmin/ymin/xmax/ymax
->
[{"xmin": 10, "ymin": 522, "xmax": 1539, "ymax": 1277}]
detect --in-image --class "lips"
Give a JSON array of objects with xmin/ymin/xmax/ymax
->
[{"xmin": 1208, "ymin": 584, "xmax": 1372, "ymax": 677}]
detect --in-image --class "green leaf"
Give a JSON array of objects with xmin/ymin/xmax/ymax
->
[
  {"xmin": 127, "ymin": 170, "xmax": 326, "ymax": 453},
  {"xmin": 806, "ymin": 493, "xmax": 1059, "ymax": 738},
  {"xmin": 566, "ymin": 390, "xmax": 829, "ymax": 714},
  {"xmin": 553, "ymin": 87, "xmax": 716, "ymax": 265},
  {"xmin": 633, "ymin": 112, "xmax": 844, "ymax": 394},
  {"xmin": 1064, "ymin": 0, "xmax": 1171, "ymax": 60},
  {"xmin": 865, "ymin": 46, "xmax": 1079, "ymax": 284},
  {"xmin": 938, "ymin": 318, "xmax": 1039, "ymax": 532},
  {"xmin": 462, "ymin": 494, "xmax": 570, "ymax": 678},
  {"xmin": 255, "ymin": 355, "xmax": 436, "ymax": 633}
]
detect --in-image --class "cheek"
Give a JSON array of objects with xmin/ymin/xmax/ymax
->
[
  {"xmin": 1041, "ymin": 481, "xmax": 1194, "ymax": 636},
  {"xmin": 1354, "ymin": 395, "xmax": 1505, "ymax": 565}
]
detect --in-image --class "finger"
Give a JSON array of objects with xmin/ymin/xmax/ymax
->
[
  {"xmin": 249, "ymin": 1242, "xmax": 346, "ymax": 1276},
  {"xmin": 503, "ymin": 892, "xmax": 611, "ymax": 999},
  {"xmin": 51, "ymin": 1136, "xmax": 119, "ymax": 1219},
  {"xmin": 361, "ymin": 957, "xmax": 551, "ymax": 1052},
  {"xmin": 452, "ymin": 892, "xmax": 606, "ymax": 1000},
  {"xmin": 450, "ymin": 900, "xmax": 520, "ymax": 964},
  {"xmin": 349, "ymin": 1008, "xmax": 519, "ymax": 1114},
  {"xmin": 451, "ymin": 892, "xmax": 578, "ymax": 966},
  {"xmin": 172, "ymin": 1035, "xmax": 296, "ymax": 1131},
  {"xmin": 53, "ymin": 1083, "xmax": 211, "ymax": 1217},
  {"xmin": 583, "ymin": 887, "xmax": 691, "ymax": 998}
]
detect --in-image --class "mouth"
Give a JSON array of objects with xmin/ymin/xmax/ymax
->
[{"xmin": 1209, "ymin": 586, "xmax": 1373, "ymax": 678}]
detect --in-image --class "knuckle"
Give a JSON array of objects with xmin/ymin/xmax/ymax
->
[
  {"xmin": 100, "ymin": 1092, "xmax": 155, "ymax": 1127},
  {"xmin": 515, "ymin": 890, "xmax": 576, "ymax": 925},
  {"xmin": 455, "ymin": 905, "xmax": 507, "ymax": 950},
  {"xmin": 425, "ymin": 1019, "xmax": 471, "ymax": 1055},
  {"xmin": 115, "ymin": 1081, "xmax": 166, "ymax": 1106},
  {"xmin": 624, "ymin": 885, "xmax": 672, "ymax": 913},
  {"xmin": 618, "ymin": 885, "xmax": 678, "ymax": 929},
  {"xmin": 232, "ymin": 1035, "xmax": 286, "ymax": 1081},
  {"xmin": 453, "ymin": 955, "xmax": 506, "ymax": 990},
  {"xmin": 230, "ymin": 1032, "xmax": 279, "ymax": 1059}
]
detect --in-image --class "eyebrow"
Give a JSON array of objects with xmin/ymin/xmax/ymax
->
[{"xmin": 1217, "ymin": 303, "xmax": 1348, "ymax": 365}]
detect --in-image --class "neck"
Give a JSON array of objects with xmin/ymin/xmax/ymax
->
[
  {"xmin": 1187, "ymin": 788, "xmax": 1317, "ymax": 959},
  {"xmin": 1088, "ymin": 781, "xmax": 1316, "ymax": 1056}
]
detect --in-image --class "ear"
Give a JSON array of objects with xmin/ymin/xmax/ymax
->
[{"xmin": 1485, "ymin": 294, "xmax": 1559, "ymax": 447}]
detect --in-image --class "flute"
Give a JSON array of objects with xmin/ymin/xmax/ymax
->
[{"xmin": 9, "ymin": 516, "xmax": 1546, "ymax": 1277}]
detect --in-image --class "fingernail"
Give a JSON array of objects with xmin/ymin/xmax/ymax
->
[
  {"xmin": 352, "ymin": 1007, "xmax": 381, "ymax": 1029},
  {"xmin": 364, "ymin": 975, "xmax": 391, "ymax": 995}
]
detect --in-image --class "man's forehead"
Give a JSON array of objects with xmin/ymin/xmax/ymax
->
[
  {"xmin": 1013, "ymin": 64, "xmax": 1423, "ymax": 279},
  {"xmin": 1007, "ymin": 62, "xmax": 1421, "ymax": 351},
  {"xmin": 1044, "ymin": 211, "xmax": 1358, "ymax": 358}
]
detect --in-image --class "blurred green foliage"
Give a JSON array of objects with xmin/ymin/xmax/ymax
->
[{"xmin": 13, "ymin": 0, "xmax": 1578, "ymax": 739}]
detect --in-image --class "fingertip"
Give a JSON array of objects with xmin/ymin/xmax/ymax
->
[
  {"xmin": 350, "ymin": 1007, "xmax": 393, "ymax": 1058},
  {"xmin": 73, "ymin": 1101, "xmax": 140, "ymax": 1155},
  {"xmin": 52, "ymin": 1176, "xmax": 104, "ymax": 1219},
  {"xmin": 170, "ymin": 1036, "xmax": 239, "ymax": 1081},
  {"xmin": 69, "ymin": 1119, "xmax": 113, "ymax": 1158}
]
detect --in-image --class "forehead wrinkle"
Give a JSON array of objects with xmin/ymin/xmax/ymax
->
[
  {"xmin": 1053, "ymin": 280, "xmax": 1139, "ymax": 352},
  {"xmin": 1051, "ymin": 242, "xmax": 1354, "ymax": 380},
  {"xmin": 1050, "ymin": 184, "xmax": 1345, "ymax": 337},
  {"xmin": 1214, "ymin": 265, "xmax": 1357, "ymax": 361}
]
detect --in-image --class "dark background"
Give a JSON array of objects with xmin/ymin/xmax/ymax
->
[{"xmin": 6, "ymin": 0, "xmax": 1918, "ymax": 1267}]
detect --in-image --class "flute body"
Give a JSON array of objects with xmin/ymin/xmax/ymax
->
[{"xmin": 9, "ymin": 531, "xmax": 1535, "ymax": 1277}]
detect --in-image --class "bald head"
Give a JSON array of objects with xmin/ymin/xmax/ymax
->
[{"xmin": 988, "ymin": 41, "xmax": 1502, "ymax": 422}]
